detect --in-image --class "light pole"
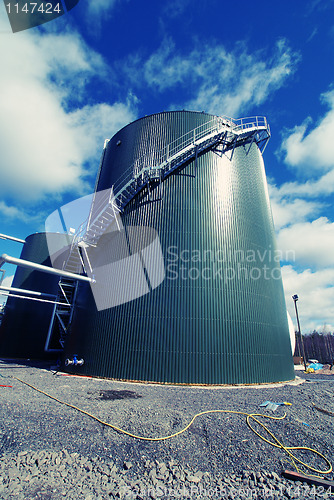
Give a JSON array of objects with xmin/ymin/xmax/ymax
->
[{"xmin": 292, "ymin": 294, "xmax": 307, "ymax": 371}]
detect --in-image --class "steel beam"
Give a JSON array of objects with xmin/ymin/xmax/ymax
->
[
  {"xmin": 0, "ymin": 254, "xmax": 94, "ymax": 283},
  {"xmin": 0, "ymin": 292, "xmax": 71, "ymax": 306},
  {"xmin": 0, "ymin": 285, "xmax": 57, "ymax": 299},
  {"xmin": 0, "ymin": 233, "xmax": 25, "ymax": 244}
]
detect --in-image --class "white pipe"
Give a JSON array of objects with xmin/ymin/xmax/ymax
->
[
  {"xmin": 0, "ymin": 285, "xmax": 57, "ymax": 299},
  {"xmin": 0, "ymin": 253, "xmax": 94, "ymax": 283},
  {"xmin": 0, "ymin": 292, "xmax": 71, "ymax": 306},
  {"xmin": 0, "ymin": 233, "xmax": 25, "ymax": 244},
  {"xmin": 65, "ymin": 357, "xmax": 84, "ymax": 366}
]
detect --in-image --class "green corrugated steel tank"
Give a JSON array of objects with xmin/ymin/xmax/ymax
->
[
  {"xmin": 0, "ymin": 233, "xmax": 70, "ymax": 359},
  {"xmin": 62, "ymin": 110, "xmax": 295, "ymax": 384}
]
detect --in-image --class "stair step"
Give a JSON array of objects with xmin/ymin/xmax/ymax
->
[
  {"xmin": 66, "ymin": 262, "xmax": 81, "ymax": 268},
  {"xmin": 66, "ymin": 259, "xmax": 81, "ymax": 266},
  {"xmin": 92, "ymin": 217, "xmax": 111, "ymax": 225}
]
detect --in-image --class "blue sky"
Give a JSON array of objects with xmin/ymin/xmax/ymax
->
[{"xmin": 0, "ymin": 0, "xmax": 334, "ymax": 332}]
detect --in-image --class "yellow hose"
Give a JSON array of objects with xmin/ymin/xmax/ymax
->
[{"xmin": 13, "ymin": 376, "xmax": 332, "ymax": 477}]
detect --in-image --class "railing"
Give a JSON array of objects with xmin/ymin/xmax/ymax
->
[
  {"xmin": 111, "ymin": 115, "xmax": 268, "ymax": 198},
  {"xmin": 233, "ymin": 116, "xmax": 269, "ymax": 132},
  {"xmin": 62, "ymin": 218, "xmax": 87, "ymax": 271},
  {"xmin": 86, "ymin": 188, "xmax": 114, "ymax": 232},
  {"xmin": 111, "ymin": 116, "xmax": 224, "ymax": 196},
  {"xmin": 65, "ymin": 114, "xmax": 269, "ymax": 254}
]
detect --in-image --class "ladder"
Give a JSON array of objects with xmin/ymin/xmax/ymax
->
[{"xmin": 45, "ymin": 247, "xmax": 82, "ymax": 352}]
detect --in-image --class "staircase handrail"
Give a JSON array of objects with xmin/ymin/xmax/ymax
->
[
  {"xmin": 69, "ymin": 115, "xmax": 269, "ymax": 252},
  {"xmin": 62, "ymin": 217, "xmax": 88, "ymax": 271},
  {"xmin": 111, "ymin": 115, "xmax": 268, "ymax": 196},
  {"xmin": 111, "ymin": 116, "xmax": 269, "ymax": 208}
]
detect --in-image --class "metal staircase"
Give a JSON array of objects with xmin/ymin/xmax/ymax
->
[
  {"xmin": 46, "ymin": 114, "xmax": 270, "ymax": 352},
  {"xmin": 105, "ymin": 115, "xmax": 270, "ymax": 214}
]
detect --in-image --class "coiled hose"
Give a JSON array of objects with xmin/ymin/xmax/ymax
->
[{"xmin": 13, "ymin": 376, "xmax": 332, "ymax": 478}]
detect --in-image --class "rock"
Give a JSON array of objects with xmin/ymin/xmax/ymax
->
[
  {"xmin": 7, "ymin": 466, "xmax": 19, "ymax": 479},
  {"xmin": 158, "ymin": 462, "xmax": 167, "ymax": 475},
  {"xmin": 272, "ymin": 471, "xmax": 281, "ymax": 482},
  {"xmin": 149, "ymin": 468, "xmax": 157, "ymax": 479},
  {"xmin": 187, "ymin": 474, "xmax": 201, "ymax": 483}
]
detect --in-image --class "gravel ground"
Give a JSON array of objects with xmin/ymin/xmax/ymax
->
[{"xmin": 0, "ymin": 359, "xmax": 334, "ymax": 499}]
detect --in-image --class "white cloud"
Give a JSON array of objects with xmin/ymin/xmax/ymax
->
[
  {"xmin": 277, "ymin": 217, "xmax": 334, "ymax": 268},
  {"xmin": 162, "ymin": 0, "xmax": 192, "ymax": 18},
  {"xmin": 306, "ymin": 0, "xmax": 334, "ymax": 14},
  {"xmin": 269, "ymin": 87, "xmax": 334, "ymax": 266},
  {"xmin": 84, "ymin": 0, "xmax": 127, "ymax": 31},
  {"xmin": 0, "ymin": 201, "xmax": 46, "ymax": 228},
  {"xmin": 276, "ymin": 87, "xmax": 334, "ymax": 205},
  {"xmin": 67, "ymin": 102, "xmax": 135, "ymax": 163},
  {"xmin": 0, "ymin": 19, "xmax": 136, "ymax": 203},
  {"xmin": 282, "ymin": 89, "xmax": 334, "ymax": 174},
  {"xmin": 274, "ymin": 166, "xmax": 334, "ymax": 199},
  {"xmin": 282, "ymin": 265, "xmax": 334, "ymax": 333},
  {"xmin": 315, "ymin": 323, "xmax": 334, "ymax": 334},
  {"xmin": 86, "ymin": 0, "xmax": 119, "ymax": 16},
  {"xmin": 187, "ymin": 40, "xmax": 298, "ymax": 117},
  {"xmin": 269, "ymin": 184, "xmax": 323, "ymax": 229},
  {"xmin": 0, "ymin": 201, "xmax": 33, "ymax": 221},
  {"xmin": 124, "ymin": 38, "xmax": 299, "ymax": 117},
  {"xmin": 266, "ymin": 87, "xmax": 334, "ymax": 332},
  {"xmin": 143, "ymin": 39, "xmax": 193, "ymax": 92}
]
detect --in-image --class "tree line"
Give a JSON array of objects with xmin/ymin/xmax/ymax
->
[{"xmin": 294, "ymin": 331, "xmax": 334, "ymax": 364}]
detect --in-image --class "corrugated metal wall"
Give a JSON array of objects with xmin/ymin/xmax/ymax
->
[
  {"xmin": 0, "ymin": 232, "xmax": 69, "ymax": 359},
  {"xmin": 63, "ymin": 111, "xmax": 295, "ymax": 384}
]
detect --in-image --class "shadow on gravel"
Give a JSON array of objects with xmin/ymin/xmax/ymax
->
[
  {"xmin": 0, "ymin": 358, "xmax": 56, "ymax": 371},
  {"xmin": 21, "ymin": 485, "xmax": 58, "ymax": 500},
  {"xmin": 97, "ymin": 390, "xmax": 142, "ymax": 401},
  {"xmin": 0, "ymin": 430, "xmax": 17, "ymax": 455}
]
